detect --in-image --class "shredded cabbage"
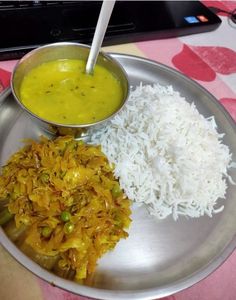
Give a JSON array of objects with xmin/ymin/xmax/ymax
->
[{"xmin": 0, "ymin": 136, "xmax": 131, "ymax": 281}]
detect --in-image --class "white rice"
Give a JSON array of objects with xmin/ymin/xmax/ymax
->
[{"xmin": 89, "ymin": 83, "xmax": 233, "ymax": 220}]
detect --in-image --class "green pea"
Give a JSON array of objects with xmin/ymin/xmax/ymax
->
[
  {"xmin": 41, "ymin": 226, "xmax": 52, "ymax": 238},
  {"xmin": 64, "ymin": 222, "xmax": 74, "ymax": 234},
  {"xmin": 40, "ymin": 173, "xmax": 49, "ymax": 183},
  {"xmin": 60, "ymin": 211, "xmax": 71, "ymax": 222},
  {"xmin": 111, "ymin": 183, "xmax": 122, "ymax": 198},
  {"xmin": 77, "ymin": 140, "xmax": 84, "ymax": 145}
]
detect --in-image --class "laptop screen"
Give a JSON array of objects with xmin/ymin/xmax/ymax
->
[{"xmin": 0, "ymin": 1, "xmax": 221, "ymax": 60}]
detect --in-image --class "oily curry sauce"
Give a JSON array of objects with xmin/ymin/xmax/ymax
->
[{"xmin": 20, "ymin": 59, "xmax": 123, "ymax": 124}]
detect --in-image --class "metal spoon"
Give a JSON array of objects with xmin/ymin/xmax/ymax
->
[{"xmin": 85, "ymin": 0, "xmax": 116, "ymax": 75}]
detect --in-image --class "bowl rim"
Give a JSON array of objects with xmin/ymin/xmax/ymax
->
[{"xmin": 10, "ymin": 41, "xmax": 130, "ymax": 128}]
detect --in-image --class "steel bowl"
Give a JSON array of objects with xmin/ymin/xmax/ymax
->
[{"xmin": 11, "ymin": 42, "xmax": 129, "ymax": 138}]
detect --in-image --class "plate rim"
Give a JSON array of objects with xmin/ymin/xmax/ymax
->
[{"xmin": 0, "ymin": 53, "xmax": 236, "ymax": 300}]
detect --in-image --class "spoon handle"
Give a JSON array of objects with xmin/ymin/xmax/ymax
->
[{"xmin": 85, "ymin": 0, "xmax": 116, "ymax": 74}]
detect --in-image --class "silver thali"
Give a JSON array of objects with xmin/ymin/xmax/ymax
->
[{"xmin": 0, "ymin": 54, "xmax": 236, "ymax": 300}]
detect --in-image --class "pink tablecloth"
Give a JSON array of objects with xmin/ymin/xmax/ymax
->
[{"xmin": 0, "ymin": 1, "xmax": 236, "ymax": 300}]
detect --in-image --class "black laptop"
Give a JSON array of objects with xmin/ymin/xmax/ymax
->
[{"xmin": 0, "ymin": 1, "xmax": 222, "ymax": 60}]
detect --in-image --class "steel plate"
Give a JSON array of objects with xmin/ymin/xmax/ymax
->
[{"xmin": 0, "ymin": 54, "xmax": 236, "ymax": 300}]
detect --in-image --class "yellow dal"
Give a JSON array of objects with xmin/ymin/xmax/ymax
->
[{"xmin": 20, "ymin": 59, "xmax": 123, "ymax": 124}]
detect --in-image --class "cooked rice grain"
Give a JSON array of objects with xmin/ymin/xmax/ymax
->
[{"xmin": 89, "ymin": 84, "xmax": 233, "ymax": 220}]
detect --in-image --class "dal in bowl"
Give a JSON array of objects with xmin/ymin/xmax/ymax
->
[{"xmin": 11, "ymin": 42, "xmax": 129, "ymax": 138}]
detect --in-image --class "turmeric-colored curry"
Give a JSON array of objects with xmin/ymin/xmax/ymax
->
[
  {"xmin": 20, "ymin": 59, "xmax": 123, "ymax": 124},
  {"xmin": 0, "ymin": 136, "xmax": 131, "ymax": 282}
]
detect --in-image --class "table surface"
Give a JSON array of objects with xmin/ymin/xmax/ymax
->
[{"xmin": 0, "ymin": 1, "xmax": 236, "ymax": 300}]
